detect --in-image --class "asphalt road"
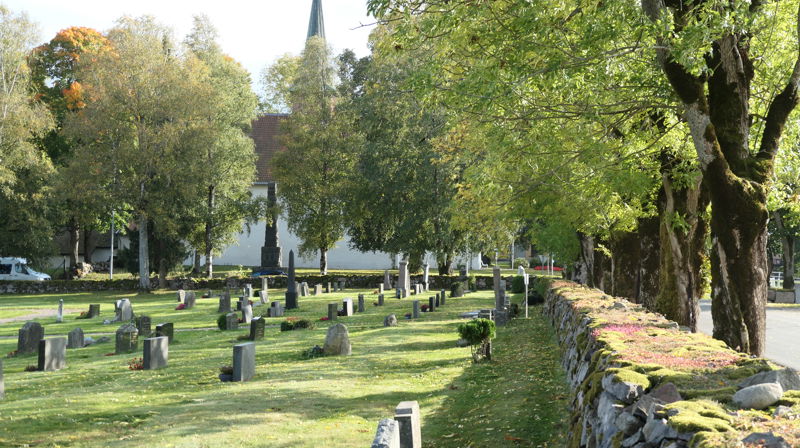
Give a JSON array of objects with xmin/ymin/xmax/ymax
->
[{"xmin": 698, "ymin": 301, "xmax": 800, "ymax": 370}]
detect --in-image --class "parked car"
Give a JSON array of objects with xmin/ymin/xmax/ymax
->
[{"xmin": 0, "ymin": 257, "xmax": 51, "ymax": 281}]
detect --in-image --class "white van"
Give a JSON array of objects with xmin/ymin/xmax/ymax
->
[{"xmin": 0, "ymin": 257, "xmax": 51, "ymax": 281}]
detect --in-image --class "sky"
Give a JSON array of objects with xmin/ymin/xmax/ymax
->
[{"xmin": 9, "ymin": 0, "xmax": 375, "ymax": 87}]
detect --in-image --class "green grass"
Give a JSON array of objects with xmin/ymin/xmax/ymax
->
[{"xmin": 0, "ymin": 288, "xmax": 569, "ymax": 447}]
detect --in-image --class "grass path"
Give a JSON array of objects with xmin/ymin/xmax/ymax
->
[{"xmin": 0, "ymin": 288, "xmax": 568, "ymax": 447}]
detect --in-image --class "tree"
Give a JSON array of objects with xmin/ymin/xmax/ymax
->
[
  {"xmin": 63, "ymin": 16, "xmax": 208, "ymax": 289},
  {"xmin": 258, "ymin": 53, "xmax": 300, "ymax": 114},
  {"xmin": 271, "ymin": 37, "xmax": 360, "ymax": 274},
  {"xmin": 183, "ymin": 15, "xmax": 264, "ymax": 278}
]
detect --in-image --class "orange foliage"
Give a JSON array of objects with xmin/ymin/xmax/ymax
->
[{"xmin": 63, "ymin": 82, "xmax": 86, "ymax": 110}]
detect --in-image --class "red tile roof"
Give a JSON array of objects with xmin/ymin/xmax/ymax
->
[{"xmin": 252, "ymin": 114, "xmax": 288, "ymax": 183}]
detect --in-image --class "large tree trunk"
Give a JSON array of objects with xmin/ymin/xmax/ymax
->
[
  {"xmin": 610, "ymin": 230, "xmax": 641, "ymax": 300},
  {"xmin": 83, "ymin": 228, "xmax": 94, "ymax": 264},
  {"xmin": 68, "ymin": 218, "xmax": 80, "ymax": 277},
  {"xmin": 592, "ymin": 243, "xmax": 611, "ymax": 291},
  {"xmin": 138, "ymin": 214, "xmax": 150, "ymax": 290},
  {"xmin": 191, "ymin": 251, "xmax": 201, "ymax": 276},
  {"xmin": 205, "ymin": 185, "xmax": 215, "ymax": 279},
  {"xmin": 773, "ymin": 211, "xmax": 795, "ymax": 289},
  {"xmin": 320, "ymin": 248, "xmax": 327, "ymax": 275},
  {"xmin": 157, "ymin": 236, "xmax": 167, "ymax": 289},
  {"xmin": 638, "ymin": 216, "xmax": 661, "ymax": 310},
  {"xmin": 655, "ymin": 172, "xmax": 708, "ymax": 331},
  {"xmin": 573, "ymin": 232, "xmax": 594, "ymax": 286}
]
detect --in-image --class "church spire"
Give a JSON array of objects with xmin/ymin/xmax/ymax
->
[{"xmin": 307, "ymin": 0, "xmax": 326, "ymax": 41}]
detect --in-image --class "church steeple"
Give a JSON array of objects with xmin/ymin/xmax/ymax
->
[{"xmin": 307, "ymin": 0, "xmax": 326, "ymax": 40}]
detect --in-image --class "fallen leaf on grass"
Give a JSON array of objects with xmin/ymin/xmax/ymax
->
[
  {"xmin": 504, "ymin": 434, "xmax": 524, "ymax": 442},
  {"xmin": 443, "ymin": 433, "xmax": 456, "ymax": 438}
]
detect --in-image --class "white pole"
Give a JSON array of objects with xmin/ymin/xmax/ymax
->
[
  {"xmin": 524, "ymin": 271, "xmax": 529, "ymax": 318},
  {"xmin": 109, "ymin": 211, "xmax": 115, "ymax": 280}
]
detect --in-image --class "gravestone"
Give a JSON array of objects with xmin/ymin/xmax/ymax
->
[
  {"xmin": 428, "ymin": 297, "xmax": 436, "ymax": 312},
  {"xmin": 67, "ymin": 328, "xmax": 84, "ymax": 349},
  {"xmin": 299, "ymin": 282, "xmax": 307, "ymax": 297},
  {"xmin": 135, "ymin": 315, "xmax": 152, "ymax": 338},
  {"xmin": 384, "ymin": 270, "xmax": 392, "ymax": 290},
  {"xmin": 259, "ymin": 290, "xmax": 268, "ymax": 305},
  {"xmin": 478, "ymin": 309, "xmax": 494, "ymax": 320},
  {"xmin": 342, "ymin": 298, "xmax": 354, "ymax": 317},
  {"xmin": 224, "ymin": 313, "xmax": 239, "ymax": 330},
  {"xmin": 384, "ymin": 314, "xmax": 398, "ymax": 327},
  {"xmin": 493, "ymin": 266, "xmax": 502, "ymax": 309},
  {"xmin": 88, "ymin": 304, "xmax": 100, "ymax": 318},
  {"xmin": 358, "ymin": 294, "xmax": 365, "ymax": 313},
  {"xmin": 399, "ymin": 261, "xmax": 410, "ymax": 293},
  {"xmin": 395, "ymin": 288, "xmax": 402, "ymax": 299},
  {"xmin": 435, "ymin": 295, "xmax": 440, "ymax": 308},
  {"xmin": 115, "ymin": 323, "xmax": 138, "ymax": 354},
  {"xmin": 115, "ymin": 299, "xmax": 133, "ymax": 322},
  {"xmin": 440, "ymin": 290, "xmax": 447, "ymax": 306},
  {"xmin": 328, "ymin": 303, "xmax": 338, "ymax": 321},
  {"xmin": 56, "ymin": 299, "xmax": 64, "ymax": 323},
  {"xmin": 412, "ymin": 301, "xmax": 420, "ymax": 319},
  {"xmin": 326, "ymin": 282, "xmax": 332, "ymax": 293},
  {"xmin": 17, "ymin": 322, "xmax": 44, "ymax": 354},
  {"xmin": 423, "ymin": 264, "xmax": 430, "ymax": 291},
  {"xmin": 218, "ymin": 295, "xmax": 232, "ymax": 313},
  {"xmin": 233, "ymin": 343, "xmax": 255, "ymax": 382},
  {"xmin": 402, "ymin": 289, "xmax": 409, "ymax": 299},
  {"xmin": 261, "ymin": 276, "xmax": 268, "ymax": 293},
  {"xmin": 285, "ymin": 250, "xmax": 298, "ymax": 309},
  {"xmin": 177, "ymin": 289, "xmax": 186, "ymax": 303},
  {"xmin": 395, "ymin": 401, "xmax": 422, "ymax": 448},
  {"xmin": 249, "ymin": 317, "xmax": 265, "ymax": 341},
  {"xmin": 371, "ymin": 418, "xmax": 400, "ymax": 448},
  {"xmin": 323, "ymin": 323, "xmax": 351, "ymax": 356},
  {"xmin": 38, "ymin": 338, "xmax": 67, "ymax": 372},
  {"xmin": 245, "ymin": 284, "xmax": 254, "ymax": 298},
  {"xmin": 315, "ymin": 284, "xmax": 323, "ymax": 295},
  {"xmin": 155, "ymin": 323, "xmax": 174, "ymax": 343},
  {"xmin": 303, "ymin": 283, "xmax": 310, "ymax": 296},
  {"xmin": 378, "ymin": 294, "xmax": 385, "ymax": 306},
  {"xmin": 184, "ymin": 291, "xmax": 196, "ymax": 309},
  {"xmin": 378, "ymin": 283, "xmax": 384, "ymax": 294},
  {"xmin": 0, "ymin": 360, "xmax": 3, "ymax": 400},
  {"xmin": 269, "ymin": 301, "xmax": 284, "ymax": 317},
  {"xmin": 143, "ymin": 336, "xmax": 168, "ymax": 370},
  {"xmin": 236, "ymin": 298, "xmax": 244, "ymax": 311},
  {"xmin": 241, "ymin": 303, "xmax": 253, "ymax": 324}
]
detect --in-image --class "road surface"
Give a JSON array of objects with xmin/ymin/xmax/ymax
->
[{"xmin": 698, "ymin": 301, "xmax": 800, "ymax": 370}]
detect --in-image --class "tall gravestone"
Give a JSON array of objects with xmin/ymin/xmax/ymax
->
[
  {"xmin": 261, "ymin": 276, "xmax": 268, "ymax": 293},
  {"xmin": 428, "ymin": 297, "xmax": 435, "ymax": 312},
  {"xmin": 115, "ymin": 323, "xmax": 138, "ymax": 354},
  {"xmin": 135, "ymin": 315, "xmax": 152, "ymax": 338},
  {"xmin": 412, "ymin": 301, "xmax": 420, "ymax": 319},
  {"xmin": 259, "ymin": 290, "xmax": 268, "ymax": 305},
  {"xmin": 67, "ymin": 328, "xmax": 84, "ymax": 349},
  {"xmin": 395, "ymin": 401, "xmax": 422, "ymax": 448},
  {"xmin": 249, "ymin": 317, "xmax": 265, "ymax": 341},
  {"xmin": 184, "ymin": 291, "xmax": 196, "ymax": 309},
  {"xmin": 357, "ymin": 294, "xmax": 365, "ymax": 313},
  {"xmin": 56, "ymin": 299, "xmax": 64, "ymax": 323},
  {"xmin": 285, "ymin": 250, "xmax": 298, "ymax": 309},
  {"xmin": 493, "ymin": 267, "xmax": 503, "ymax": 311},
  {"xmin": 38, "ymin": 338, "xmax": 67, "ymax": 372},
  {"xmin": 378, "ymin": 294, "xmax": 385, "ymax": 306},
  {"xmin": 218, "ymin": 295, "xmax": 232, "ymax": 313},
  {"xmin": 315, "ymin": 284, "xmax": 323, "ymax": 295},
  {"xmin": 384, "ymin": 270, "xmax": 392, "ymax": 290},
  {"xmin": 342, "ymin": 298, "xmax": 354, "ymax": 317},
  {"xmin": 378, "ymin": 283, "xmax": 384, "ymax": 294},
  {"xmin": 399, "ymin": 261, "xmax": 410, "ymax": 294},
  {"xmin": 115, "ymin": 299, "xmax": 133, "ymax": 322},
  {"xmin": 177, "ymin": 290, "xmax": 186, "ymax": 303},
  {"xmin": 242, "ymin": 302, "xmax": 253, "ymax": 324},
  {"xmin": 233, "ymin": 343, "xmax": 255, "ymax": 382},
  {"xmin": 328, "ymin": 303, "xmax": 338, "ymax": 321},
  {"xmin": 88, "ymin": 304, "xmax": 100, "ymax": 318},
  {"xmin": 17, "ymin": 322, "xmax": 44, "ymax": 355},
  {"xmin": 155, "ymin": 323, "xmax": 174, "ymax": 343},
  {"xmin": 225, "ymin": 313, "xmax": 239, "ymax": 330},
  {"xmin": 423, "ymin": 264, "xmax": 430, "ymax": 291},
  {"xmin": 143, "ymin": 337, "xmax": 169, "ymax": 370},
  {"xmin": 439, "ymin": 291, "xmax": 446, "ymax": 306},
  {"xmin": 260, "ymin": 182, "xmax": 282, "ymax": 268}
]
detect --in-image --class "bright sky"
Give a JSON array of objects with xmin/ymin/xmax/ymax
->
[{"xmin": 8, "ymin": 0, "xmax": 375, "ymax": 86}]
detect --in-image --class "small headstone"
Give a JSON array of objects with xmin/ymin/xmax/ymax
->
[
  {"xmin": 395, "ymin": 401, "xmax": 422, "ymax": 448},
  {"xmin": 378, "ymin": 294, "xmax": 385, "ymax": 306},
  {"xmin": 269, "ymin": 301, "xmax": 285, "ymax": 317},
  {"xmin": 67, "ymin": 328, "xmax": 84, "ymax": 349},
  {"xmin": 177, "ymin": 289, "xmax": 186, "ymax": 303},
  {"xmin": 440, "ymin": 290, "xmax": 446, "ymax": 306},
  {"xmin": 224, "ymin": 313, "xmax": 239, "ymax": 330},
  {"xmin": 299, "ymin": 282, "xmax": 307, "ymax": 297},
  {"xmin": 358, "ymin": 294, "xmax": 365, "ymax": 313},
  {"xmin": 259, "ymin": 290, "xmax": 268, "ymax": 305},
  {"xmin": 285, "ymin": 250, "xmax": 298, "ymax": 309},
  {"xmin": 371, "ymin": 418, "xmax": 400, "ymax": 448},
  {"xmin": 303, "ymin": 282, "xmax": 310, "ymax": 297},
  {"xmin": 435, "ymin": 295, "xmax": 440, "ymax": 308},
  {"xmin": 402, "ymin": 289, "xmax": 409, "ymax": 299},
  {"xmin": 323, "ymin": 323, "xmax": 351, "ymax": 356},
  {"xmin": 37, "ymin": 337, "xmax": 67, "ymax": 372},
  {"xmin": 115, "ymin": 323, "xmax": 138, "ymax": 354},
  {"xmin": 428, "ymin": 297, "xmax": 435, "ymax": 312},
  {"xmin": 135, "ymin": 315, "xmax": 152, "ymax": 338},
  {"xmin": 218, "ymin": 295, "xmax": 232, "ymax": 313},
  {"xmin": 315, "ymin": 284, "xmax": 323, "ymax": 295},
  {"xmin": 378, "ymin": 283, "xmax": 384, "ymax": 294},
  {"xmin": 233, "ymin": 343, "xmax": 255, "ymax": 382},
  {"xmin": 261, "ymin": 277, "xmax": 268, "ymax": 292},
  {"xmin": 115, "ymin": 299, "xmax": 133, "ymax": 321},
  {"xmin": 384, "ymin": 314, "xmax": 398, "ymax": 327},
  {"xmin": 56, "ymin": 299, "xmax": 64, "ymax": 323},
  {"xmin": 245, "ymin": 284, "xmax": 254, "ymax": 298},
  {"xmin": 328, "ymin": 303, "xmax": 338, "ymax": 321},
  {"xmin": 155, "ymin": 323, "xmax": 174, "ymax": 343},
  {"xmin": 241, "ymin": 303, "xmax": 253, "ymax": 324},
  {"xmin": 412, "ymin": 301, "xmax": 420, "ymax": 319},
  {"xmin": 395, "ymin": 288, "xmax": 401, "ymax": 299},
  {"xmin": 342, "ymin": 298, "xmax": 354, "ymax": 317},
  {"xmin": 143, "ymin": 336, "xmax": 168, "ymax": 370},
  {"xmin": 249, "ymin": 317, "xmax": 266, "ymax": 341},
  {"xmin": 184, "ymin": 291, "xmax": 196, "ymax": 309},
  {"xmin": 17, "ymin": 322, "xmax": 44, "ymax": 354},
  {"xmin": 88, "ymin": 304, "xmax": 100, "ymax": 318},
  {"xmin": 236, "ymin": 298, "xmax": 244, "ymax": 311},
  {"xmin": 399, "ymin": 261, "xmax": 410, "ymax": 292},
  {"xmin": 384, "ymin": 270, "xmax": 392, "ymax": 290}
]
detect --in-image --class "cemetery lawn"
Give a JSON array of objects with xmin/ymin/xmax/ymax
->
[{"xmin": 0, "ymin": 288, "xmax": 569, "ymax": 447}]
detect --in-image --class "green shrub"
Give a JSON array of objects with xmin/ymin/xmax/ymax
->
[
  {"xmin": 451, "ymin": 282, "xmax": 465, "ymax": 297},
  {"xmin": 514, "ymin": 257, "xmax": 529, "ymax": 268},
  {"xmin": 281, "ymin": 319, "xmax": 315, "ymax": 332},
  {"xmin": 280, "ymin": 320, "xmax": 295, "ymax": 332},
  {"xmin": 216, "ymin": 314, "xmax": 227, "ymax": 330},
  {"xmin": 458, "ymin": 318, "xmax": 496, "ymax": 345},
  {"xmin": 468, "ymin": 274, "xmax": 476, "ymax": 291},
  {"xmin": 512, "ymin": 275, "xmax": 525, "ymax": 293}
]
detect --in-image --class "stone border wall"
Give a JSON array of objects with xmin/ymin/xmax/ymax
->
[{"xmin": 0, "ymin": 274, "xmax": 511, "ymax": 295}]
